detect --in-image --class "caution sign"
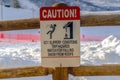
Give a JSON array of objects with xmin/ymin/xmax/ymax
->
[{"xmin": 40, "ymin": 6, "xmax": 80, "ymax": 67}]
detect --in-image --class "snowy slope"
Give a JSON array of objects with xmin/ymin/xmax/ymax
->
[
  {"xmin": 79, "ymin": 0, "xmax": 120, "ymax": 11},
  {"xmin": 2, "ymin": 0, "xmax": 120, "ymax": 11},
  {"xmin": 0, "ymin": 0, "xmax": 39, "ymax": 20},
  {"xmin": 3, "ymin": 7, "xmax": 35, "ymax": 20},
  {"xmin": 84, "ymin": 0, "xmax": 120, "ymax": 7},
  {"xmin": 30, "ymin": 0, "xmax": 120, "ymax": 11},
  {"xmin": 17, "ymin": 0, "xmax": 39, "ymax": 10},
  {"xmin": 1, "ymin": 0, "xmax": 39, "ymax": 10},
  {"xmin": 81, "ymin": 35, "xmax": 120, "ymax": 65},
  {"xmin": 1, "ymin": 0, "xmax": 120, "ymax": 21},
  {"xmin": 0, "ymin": 5, "xmax": 39, "ymax": 20}
]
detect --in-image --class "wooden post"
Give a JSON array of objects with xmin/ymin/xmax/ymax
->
[
  {"xmin": 52, "ymin": 67, "xmax": 68, "ymax": 80},
  {"xmin": 51, "ymin": 3, "xmax": 69, "ymax": 80}
]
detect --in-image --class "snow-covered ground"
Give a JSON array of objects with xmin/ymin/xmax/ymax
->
[
  {"xmin": 83, "ymin": 0, "xmax": 120, "ymax": 7},
  {"xmin": 0, "ymin": 35, "xmax": 120, "ymax": 80},
  {"xmin": 0, "ymin": 5, "xmax": 39, "ymax": 20},
  {"xmin": 17, "ymin": 0, "xmax": 39, "ymax": 10},
  {"xmin": 0, "ymin": 0, "xmax": 39, "ymax": 21},
  {"xmin": 81, "ymin": 35, "xmax": 120, "ymax": 65},
  {"xmin": 1, "ymin": 0, "xmax": 120, "ymax": 80}
]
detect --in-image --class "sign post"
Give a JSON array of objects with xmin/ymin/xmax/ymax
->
[{"xmin": 40, "ymin": 6, "xmax": 80, "ymax": 67}]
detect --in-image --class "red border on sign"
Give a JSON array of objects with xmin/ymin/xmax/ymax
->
[{"xmin": 40, "ymin": 6, "xmax": 80, "ymax": 21}]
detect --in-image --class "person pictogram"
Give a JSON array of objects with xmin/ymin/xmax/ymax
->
[
  {"xmin": 47, "ymin": 24, "xmax": 56, "ymax": 39},
  {"xmin": 63, "ymin": 22, "xmax": 73, "ymax": 39}
]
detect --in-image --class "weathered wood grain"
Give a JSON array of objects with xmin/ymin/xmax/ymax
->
[
  {"xmin": 0, "ymin": 12, "xmax": 120, "ymax": 31},
  {"xmin": 70, "ymin": 65, "xmax": 120, "ymax": 76},
  {"xmin": 52, "ymin": 67, "xmax": 68, "ymax": 80},
  {"xmin": 0, "ymin": 18, "xmax": 40, "ymax": 31},
  {"xmin": 0, "ymin": 66, "xmax": 53, "ymax": 79},
  {"xmin": 1, "ymin": 65, "xmax": 120, "ymax": 79},
  {"xmin": 81, "ymin": 13, "xmax": 120, "ymax": 26}
]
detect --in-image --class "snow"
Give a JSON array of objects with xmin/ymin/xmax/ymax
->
[
  {"xmin": 17, "ymin": 0, "xmax": 39, "ymax": 10},
  {"xmin": 81, "ymin": 11, "xmax": 120, "ymax": 16},
  {"xmin": 1, "ymin": 0, "xmax": 120, "ymax": 80},
  {"xmin": 81, "ymin": 26, "xmax": 120, "ymax": 38},
  {"xmin": 0, "ymin": 5, "xmax": 39, "ymax": 20},
  {"xmin": 83, "ymin": 0, "xmax": 120, "ymax": 7},
  {"xmin": 79, "ymin": 35, "xmax": 120, "ymax": 80},
  {"xmin": 1, "ymin": 4, "xmax": 120, "ymax": 21},
  {"xmin": 0, "ymin": 42, "xmax": 41, "ymax": 68},
  {"xmin": 81, "ymin": 35, "xmax": 120, "ymax": 65},
  {"xmin": 1, "ymin": 0, "xmax": 120, "ymax": 21},
  {"xmin": 0, "ymin": 35, "xmax": 120, "ymax": 80},
  {"xmin": 0, "ymin": 0, "xmax": 39, "ymax": 21},
  {"xmin": 101, "ymin": 35, "xmax": 120, "ymax": 48}
]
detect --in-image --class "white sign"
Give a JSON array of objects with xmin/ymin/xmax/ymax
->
[{"xmin": 40, "ymin": 6, "xmax": 80, "ymax": 67}]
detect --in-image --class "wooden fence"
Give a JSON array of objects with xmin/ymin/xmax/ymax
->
[
  {"xmin": 0, "ymin": 11, "xmax": 120, "ymax": 80},
  {"xmin": 0, "ymin": 11, "xmax": 120, "ymax": 31}
]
